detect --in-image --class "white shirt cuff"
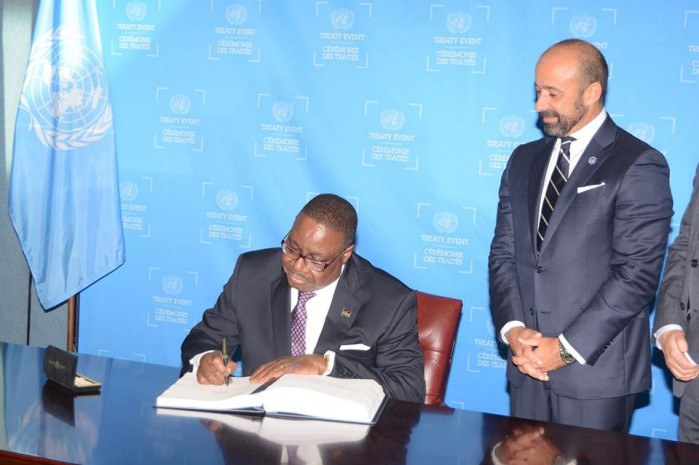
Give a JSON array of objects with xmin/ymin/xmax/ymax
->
[
  {"xmin": 500, "ymin": 321, "xmax": 525, "ymax": 344},
  {"xmin": 654, "ymin": 324, "xmax": 684, "ymax": 350},
  {"xmin": 189, "ymin": 350, "xmax": 215, "ymax": 374},
  {"xmin": 323, "ymin": 350, "xmax": 335, "ymax": 376}
]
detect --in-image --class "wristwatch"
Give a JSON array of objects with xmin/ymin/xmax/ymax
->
[{"xmin": 558, "ymin": 339, "xmax": 575, "ymax": 365}]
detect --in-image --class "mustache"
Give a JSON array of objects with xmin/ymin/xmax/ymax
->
[
  {"xmin": 284, "ymin": 268, "xmax": 308, "ymax": 282},
  {"xmin": 539, "ymin": 111, "xmax": 559, "ymax": 119}
]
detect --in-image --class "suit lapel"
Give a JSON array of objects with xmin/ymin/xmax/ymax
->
[
  {"xmin": 315, "ymin": 257, "xmax": 361, "ymax": 353},
  {"xmin": 538, "ymin": 117, "xmax": 617, "ymax": 254},
  {"xmin": 529, "ymin": 137, "xmax": 557, "ymax": 254},
  {"xmin": 270, "ymin": 275, "xmax": 292, "ymax": 356}
]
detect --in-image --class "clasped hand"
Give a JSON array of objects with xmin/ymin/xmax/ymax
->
[
  {"xmin": 659, "ymin": 330, "xmax": 699, "ymax": 382},
  {"xmin": 196, "ymin": 352, "xmax": 327, "ymax": 385},
  {"xmin": 508, "ymin": 327, "xmax": 566, "ymax": 382}
]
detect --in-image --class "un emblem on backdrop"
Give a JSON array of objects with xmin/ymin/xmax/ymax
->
[
  {"xmin": 20, "ymin": 27, "xmax": 112, "ymax": 151},
  {"xmin": 216, "ymin": 190, "xmax": 239, "ymax": 211},
  {"xmin": 433, "ymin": 211, "xmax": 459, "ymax": 234},
  {"xmin": 225, "ymin": 4, "xmax": 248, "ymax": 25},
  {"xmin": 170, "ymin": 94, "xmax": 192, "ymax": 115},
  {"xmin": 380, "ymin": 108, "xmax": 405, "ymax": 131},
  {"xmin": 499, "ymin": 115, "xmax": 525, "ymax": 138},
  {"xmin": 126, "ymin": 1, "xmax": 147, "ymax": 21},
  {"xmin": 331, "ymin": 8, "xmax": 355, "ymax": 30},
  {"xmin": 627, "ymin": 122, "xmax": 656, "ymax": 144},
  {"xmin": 272, "ymin": 101, "xmax": 294, "ymax": 123},
  {"xmin": 570, "ymin": 15, "xmax": 597, "ymax": 38},
  {"xmin": 120, "ymin": 181, "xmax": 139, "ymax": 202},
  {"xmin": 162, "ymin": 275, "xmax": 184, "ymax": 296},
  {"xmin": 446, "ymin": 11, "xmax": 472, "ymax": 34}
]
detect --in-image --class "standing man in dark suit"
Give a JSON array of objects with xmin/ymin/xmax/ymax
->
[
  {"xmin": 654, "ymin": 164, "xmax": 699, "ymax": 443},
  {"xmin": 181, "ymin": 193, "xmax": 425, "ymax": 403},
  {"xmin": 489, "ymin": 38, "xmax": 673, "ymax": 431}
]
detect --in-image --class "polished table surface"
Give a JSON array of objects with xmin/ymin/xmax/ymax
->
[{"xmin": 1, "ymin": 342, "xmax": 698, "ymax": 465}]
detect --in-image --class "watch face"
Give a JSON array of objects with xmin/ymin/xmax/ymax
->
[{"xmin": 558, "ymin": 340, "xmax": 575, "ymax": 364}]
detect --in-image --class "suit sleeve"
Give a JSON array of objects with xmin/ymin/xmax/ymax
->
[
  {"xmin": 180, "ymin": 258, "xmax": 243, "ymax": 372},
  {"xmin": 653, "ymin": 164, "xmax": 699, "ymax": 333},
  {"xmin": 488, "ymin": 154, "xmax": 526, "ymax": 334},
  {"xmin": 331, "ymin": 291, "xmax": 426, "ymax": 403},
  {"xmin": 565, "ymin": 149, "xmax": 673, "ymax": 364}
]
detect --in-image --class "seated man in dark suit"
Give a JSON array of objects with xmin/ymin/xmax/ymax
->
[{"xmin": 181, "ymin": 193, "xmax": 425, "ymax": 403}]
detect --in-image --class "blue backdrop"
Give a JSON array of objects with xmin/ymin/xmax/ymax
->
[{"xmin": 78, "ymin": 0, "xmax": 699, "ymax": 440}]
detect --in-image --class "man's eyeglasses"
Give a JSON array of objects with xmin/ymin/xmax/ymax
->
[{"xmin": 281, "ymin": 237, "xmax": 350, "ymax": 272}]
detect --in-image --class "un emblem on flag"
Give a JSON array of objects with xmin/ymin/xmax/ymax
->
[{"xmin": 19, "ymin": 26, "xmax": 112, "ymax": 151}]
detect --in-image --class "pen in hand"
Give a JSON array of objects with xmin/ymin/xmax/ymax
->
[{"xmin": 221, "ymin": 337, "xmax": 230, "ymax": 386}]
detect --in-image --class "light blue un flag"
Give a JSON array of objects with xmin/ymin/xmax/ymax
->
[{"xmin": 9, "ymin": 0, "xmax": 124, "ymax": 309}]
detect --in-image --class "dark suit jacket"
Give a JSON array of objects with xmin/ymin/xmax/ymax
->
[
  {"xmin": 181, "ymin": 249, "xmax": 425, "ymax": 403},
  {"xmin": 654, "ymin": 164, "xmax": 699, "ymax": 398},
  {"xmin": 489, "ymin": 115, "xmax": 673, "ymax": 399}
]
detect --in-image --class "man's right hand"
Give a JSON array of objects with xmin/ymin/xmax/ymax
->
[
  {"xmin": 659, "ymin": 330, "xmax": 699, "ymax": 382},
  {"xmin": 196, "ymin": 351, "xmax": 237, "ymax": 385},
  {"xmin": 508, "ymin": 327, "xmax": 549, "ymax": 381}
]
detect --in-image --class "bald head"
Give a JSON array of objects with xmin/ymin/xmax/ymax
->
[{"xmin": 540, "ymin": 39, "xmax": 608, "ymax": 104}]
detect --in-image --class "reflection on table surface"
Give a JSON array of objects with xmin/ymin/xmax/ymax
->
[{"xmin": 1, "ymin": 342, "xmax": 698, "ymax": 465}]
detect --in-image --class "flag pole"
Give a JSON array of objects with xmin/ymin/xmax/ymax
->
[{"xmin": 67, "ymin": 294, "xmax": 80, "ymax": 352}]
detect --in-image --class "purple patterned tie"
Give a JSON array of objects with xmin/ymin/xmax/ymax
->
[{"xmin": 290, "ymin": 291, "xmax": 315, "ymax": 356}]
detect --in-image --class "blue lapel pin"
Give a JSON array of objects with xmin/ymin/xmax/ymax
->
[{"xmin": 588, "ymin": 156, "xmax": 597, "ymax": 165}]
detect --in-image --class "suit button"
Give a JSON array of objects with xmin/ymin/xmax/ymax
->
[
  {"xmin": 691, "ymin": 259, "xmax": 698, "ymax": 268},
  {"xmin": 529, "ymin": 308, "xmax": 535, "ymax": 315},
  {"xmin": 536, "ymin": 266, "xmax": 543, "ymax": 273},
  {"xmin": 681, "ymin": 302, "xmax": 686, "ymax": 310}
]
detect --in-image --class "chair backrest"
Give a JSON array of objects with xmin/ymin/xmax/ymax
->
[{"xmin": 416, "ymin": 291, "xmax": 462, "ymax": 406}]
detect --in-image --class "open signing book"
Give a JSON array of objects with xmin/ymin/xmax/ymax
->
[{"xmin": 155, "ymin": 372, "xmax": 387, "ymax": 425}]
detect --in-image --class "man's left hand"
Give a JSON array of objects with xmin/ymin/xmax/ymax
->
[
  {"xmin": 532, "ymin": 337, "xmax": 567, "ymax": 372},
  {"xmin": 249, "ymin": 355, "xmax": 327, "ymax": 384}
]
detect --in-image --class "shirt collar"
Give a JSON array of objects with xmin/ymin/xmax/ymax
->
[{"xmin": 567, "ymin": 108, "xmax": 607, "ymax": 147}]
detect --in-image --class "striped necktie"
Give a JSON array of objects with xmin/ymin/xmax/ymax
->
[{"xmin": 537, "ymin": 137, "xmax": 575, "ymax": 251}]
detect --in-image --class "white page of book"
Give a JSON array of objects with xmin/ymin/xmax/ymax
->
[
  {"xmin": 155, "ymin": 372, "xmax": 386, "ymax": 424},
  {"xmin": 155, "ymin": 372, "xmax": 264, "ymax": 411},
  {"xmin": 261, "ymin": 374, "xmax": 385, "ymax": 423}
]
